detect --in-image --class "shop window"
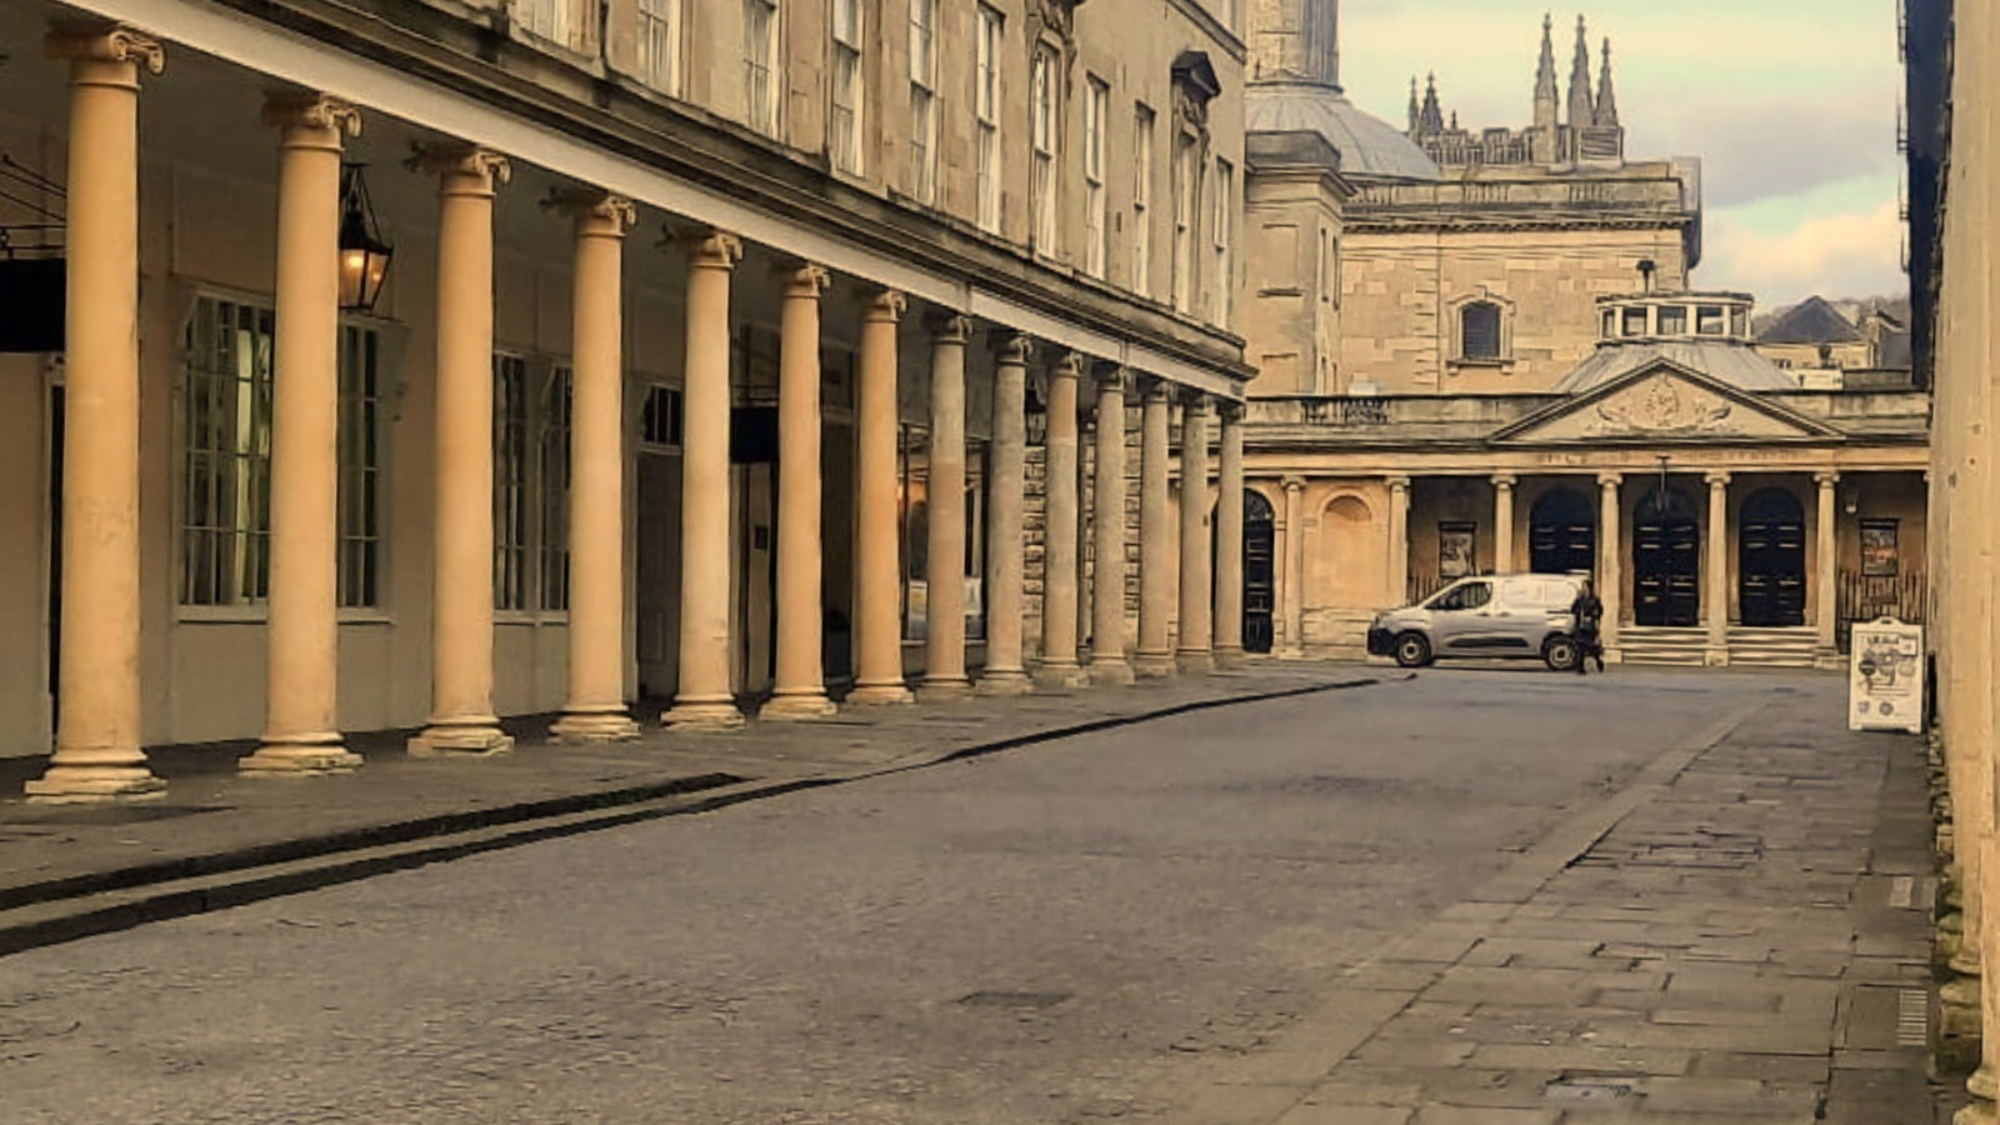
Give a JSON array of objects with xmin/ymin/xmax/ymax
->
[{"xmin": 180, "ymin": 295, "xmax": 386, "ymax": 611}]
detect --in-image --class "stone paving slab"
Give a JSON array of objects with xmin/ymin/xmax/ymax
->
[
  {"xmin": 0, "ymin": 665, "xmax": 1373, "ymax": 928},
  {"xmin": 1144, "ymin": 677, "xmax": 1954, "ymax": 1123}
]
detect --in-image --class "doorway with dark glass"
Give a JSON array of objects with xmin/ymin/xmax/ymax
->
[
  {"xmin": 1528, "ymin": 486, "xmax": 1596, "ymax": 576},
  {"xmin": 1238, "ymin": 490, "xmax": 1275, "ymax": 654}
]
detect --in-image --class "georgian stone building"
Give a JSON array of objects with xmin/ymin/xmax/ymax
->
[
  {"xmin": 0, "ymin": 0, "xmax": 1260, "ymax": 796},
  {"xmin": 1231, "ymin": 6, "xmax": 1929, "ymax": 668}
]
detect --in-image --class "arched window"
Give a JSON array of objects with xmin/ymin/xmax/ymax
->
[{"xmin": 1460, "ymin": 301, "xmax": 1503, "ymax": 361}]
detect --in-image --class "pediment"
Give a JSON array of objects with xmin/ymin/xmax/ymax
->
[{"xmin": 1493, "ymin": 362, "xmax": 1836, "ymax": 446}]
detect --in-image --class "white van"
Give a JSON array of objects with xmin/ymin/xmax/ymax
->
[{"xmin": 1366, "ymin": 573, "xmax": 1586, "ymax": 671}]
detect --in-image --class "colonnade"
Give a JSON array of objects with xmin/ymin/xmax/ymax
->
[{"xmin": 22, "ymin": 20, "xmax": 1248, "ymax": 799}]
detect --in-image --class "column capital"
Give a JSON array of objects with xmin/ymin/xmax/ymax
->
[
  {"xmin": 1218, "ymin": 399, "xmax": 1246, "ymax": 423},
  {"xmin": 261, "ymin": 91, "xmax": 361, "ymax": 144},
  {"xmin": 677, "ymin": 228, "xmax": 744, "ymax": 271},
  {"xmin": 1814, "ymin": 469, "xmax": 1841, "ymax": 487},
  {"xmin": 927, "ymin": 311, "xmax": 974, "ymax": 344},
  {"xmin": 1492, "ymin": 472, "xmax": 1518, "ymax": 490},
  {"xmin": 995, "ymin": 333, "xmax": 1036, "ymax": 367},
  {"xmin": 543, "ymin": 188, "xmax": 636, "ymax": 238},
  {"xmin": 409, "ymin": 143, "xmax": 511, "ymax": 196},
  {"xmin": 1596, "ymin": 471, "xmax": 1623, "ymax": 488},
  {"xmin": 1141, "ymin": 377, "xmax": 1175, "ymax": 405},
  {"xmin": 1093, "ymin": 364, "xmax": 1131, "ymax": 396},
  {"xmin": 1179, "ymin": 388, "xmax": 1211, "ymax": 411},
  {"xmin": 1385, "ymin": 474, "xmax": 1411, "ymax": 492},
  {"xmin": 864, "ymin": 289, "xmax": 907, "ymax": 323},
  {"xmin": 1704, "ymin": 470, "xmax": 1732, "ymax": 488},
  {"xmin": 46, "ymin": 20, "xmax": 165, "ymax": 75},
  {"xmin": 1051, "ymin": 350, "xmax": 1085, "ymax": 382},
  {"xmin": 1283, "ymin": 475, "xmax": 1306, "ymax": 494},
  {"xmin": 776, "ymin": 261, "xmax": 832, "ymax": 299}
]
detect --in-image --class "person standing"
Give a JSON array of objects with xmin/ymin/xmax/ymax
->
[{"xmin": 1570, "ymin": 578, "xmax": 1606, "ymax": 675}]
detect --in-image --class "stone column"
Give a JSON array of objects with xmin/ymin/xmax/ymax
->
[
  {"xmin": 27, "ymin": 24, "xmax": 167, "ymax": 800},
  {"xmin": 1492, "ymin": 473, "xmax": 1517, "ymax": 575},
  {"xmin": 1091, "ymin": 369, "xmax": 1134, "ymax": 684},
  {"xmin": 1037, "ymin": 354, "xmax": 1088, "ymax": 686},
  {"xmin": 1814, "ymin": 471, "xmax": 1841, "ymax": 665},
  {"xmin": 1135, "ymin": 379, "xmax": 1177, "ymax": 677},
  {"xmin": 663, "ymin": 232, "xmax": 747, "ymax": 729},
  {"xmin": 1386, "ymin": 476, "xmax": 1411, "ymax": 606},
  {"xmin": 764, "ymin": 262, "xmax": 838, "ymax": 720},
  {"xmin": 1597, "ymin": 473, "xmax": 1623, "ymax": 657},
  {"xmin": 848, "ymin": 290, "xmax": 914, "ymax": 705},
  {"xmin": 1213, "ymin": 404, "xmax": 1246, "ymax": 666},
  {"xmin": 549, "ymin": 191, "xmax": 641, "ymax": 742},
  {"xmin": 922, "ymin": 314, "xmax": 973, "ymax": 697},
  {"xmin": 1176, "ymin": 393, "xmax": 1214, "ymax": 674},
  {"xmin": 1703, "ymin": 470, "xmax": 1731, "ymax": 666},
  {"xmin": 1281, "ymin": 476, "xmax": 1306, "ymax": 657},
  {"xmin": 408, "ymin": 146, "xmax": 514, "ymax": 757},
  {"xmin": 241, "ymin": 93, "xmax": 366, "ymax": 775},
  {"xmin": 980, "ymin": 334, "xmax": 1033, "ymax": 694}
]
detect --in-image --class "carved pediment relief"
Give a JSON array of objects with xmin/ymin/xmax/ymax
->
[{"xmin": 1500, "ymin": 370, "xmax": 1820, "ymax": 444}]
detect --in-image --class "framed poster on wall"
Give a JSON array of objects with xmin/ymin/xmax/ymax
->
[
  {"xmin": 1861, "ymin": 519, "xmax": 1899, "ymax": 577},
  {"xmin": 1439, "ymin": 522, "xmax": 1477, "ymax": 580}
]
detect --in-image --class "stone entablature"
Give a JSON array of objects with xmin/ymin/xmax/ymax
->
[{"xmin": 1345, "ymin": 164, "xmax": 1696, "ymax": 230}]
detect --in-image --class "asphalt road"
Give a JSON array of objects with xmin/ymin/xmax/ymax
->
[{"xmin": 0, "ymin": 668, "xmax": 1796, "ymax": 1124}]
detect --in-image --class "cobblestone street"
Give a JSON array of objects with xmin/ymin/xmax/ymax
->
[{"xmin": 0, "ymin": 669, "xmax": 1939, "ymax": 1123}]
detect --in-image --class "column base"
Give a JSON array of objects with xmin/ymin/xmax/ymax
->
[
  {"xmin": 761, "ymin": 692, "xmax": 839, "ymax": 721},
  {"xmin": 1938, "ymin": 976, "xmax": 1985, "ymax": 1073},
  {"xmin": 661, "ymin": 698, "xmax": 747, "ymax": 731},
  {"xmin": 1090, "ymin": 659, "xmax": 1136, "ymax": 687},
  {"xmin": 846, "ymin": 682, "xmax": 916, "ymax": 706},
  {"xmin": 1703, "ymin": 645, "xmax": 1730, "ymax": 667},
  {"xmin": 550, "ymin": 709, "xmax": 642, "ymax": 743},
  {"xmin": 1034, "ymin": 659, "xmax": 1091, "ymax": 689},
  {"xmin": 1176, "ymin": 650, "xmax": 1214, "ymax": 675},
  {"xmin": 1814, "ymin": 647, "xmax": 1843, "ymax": 671},
  {"xmin": 1956, "ymin": 1102, "xmax": 1998, "ymax": 1125},
  {"xmin": 977, "ymin": 669, "xmax": 1035, "ymax": 696},
  {"xmin": 1133, "ymin": 651, "xmax": 1178, "ymax": 678},
  {"xmin": 918, "ymin": 677, "xmax": 975, "ymax": 701},
  {"xmin": 407, "ymin": 722, "xmax": 514, "ymax": 758},
  {"xmin": 1212, "ymin": 645, "xmax": 1248, "ymax": 669},
  {"xmin": 24, "ymin": 763, "xmax": 167, "ymax": 803},
  {"xmin": 239, "ymin": 736, "xmax": 364, "ymax": 775},
  {"xmin": 1962, "ymin": 1067, "xmax": 2000, "ymax": 1125}
]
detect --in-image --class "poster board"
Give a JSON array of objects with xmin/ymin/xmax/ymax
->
[{"xmin": 1849, "ymin": 617, "xmax": 1924, "ymax": 734}]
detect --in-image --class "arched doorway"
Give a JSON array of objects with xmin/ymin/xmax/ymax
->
[
  {"xmin": 1740, "ymin": 487, "xmax": 1806, "ymax": 627},
  {"xmin": 1243, "ymin": 491, "xmax": 1276, "ymax": 653},
  {"xmin": 1529, "ymin": 487, "xmax": 1596, "ymax": 575},
  {"xmin": 1634, "ymin": 487, "xmax": 1700, "ymax": 627}
]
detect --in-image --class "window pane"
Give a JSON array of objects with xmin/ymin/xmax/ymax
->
[
  {"xmin": 1462, "ymin": 302, "xmax": 1502, "ymax": 360},
  {"xmin": 180, "ymin": 296, "xmax": 275, "ymax": 606}
]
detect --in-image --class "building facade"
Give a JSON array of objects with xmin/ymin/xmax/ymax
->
[
  {"xmin": 0, "ymin": 0, "xmax": 1259, "ymax": 794},
  {"xmin": 1232, "ymin": 5, "xmax": 1929, "ymax": 670}
]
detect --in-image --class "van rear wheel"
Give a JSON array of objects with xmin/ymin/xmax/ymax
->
[
  {"xmin": 1544, "ymin": 636, "xmax": 1580, "ymax": 672},
  {"xmin": 1393, "ymin": 633, "xmax": 1432, "ymax": 668}
]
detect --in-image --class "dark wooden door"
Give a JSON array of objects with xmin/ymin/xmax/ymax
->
[
  {"xmin": 1634, "ymin": 493, "xmax": 1700, "ymax": 627},
  {"xmin": 1529, "ymin": 488, "xmax": 1596, "ymax": 575},
  {"xmin": 1242, "ymin": 491, "xmax": 1276, "ymax": 654},
  {"xmin": 1740, "ymin": 489, "xmax": 1806, "ymax": 627}
]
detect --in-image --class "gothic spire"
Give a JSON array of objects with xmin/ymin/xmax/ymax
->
[
  {"xmin": 1595, "ymin": 37, "xmax": 1621, "ymax": 128},
  {"xmin": 1566, "ymin": 14, "xmax": 1594, "ymax": 131},
  {"xmin": 1419, "ymin": 72, "xmax": 1446, "ymax": 135},
  {"xmin": 1535, "ymin": 12, "xmax": 1558, "ymax": 105},
  {"xmin": 1409, "ymin": 76, "xmax": 1422, "ymax": 133}
]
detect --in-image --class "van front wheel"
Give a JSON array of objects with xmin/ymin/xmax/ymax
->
[
  {"xmin": 1543, "ymin": 636, "xmax": 1580, "ymax": 672},
  {"xmin": 1393, "ymin": 633, "xmax": 1432, "ymax": 668}
]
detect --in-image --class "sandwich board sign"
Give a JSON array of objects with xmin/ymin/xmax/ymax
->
[{"xmin": 1849, "ymin": 617, "xmax": 1924, "ymax": 734}]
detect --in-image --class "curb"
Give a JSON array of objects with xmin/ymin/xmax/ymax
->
[{"xmin": 0, "ymin": 674, "xmax": 1383, "ymax": 957}]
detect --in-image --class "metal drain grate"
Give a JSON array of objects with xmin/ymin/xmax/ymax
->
[{"xmin": 1899, "ymin": 989, "xmax": 1929, "ymax": 1047}]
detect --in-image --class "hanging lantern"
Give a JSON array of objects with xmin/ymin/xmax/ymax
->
[{"xmin": 337, "ymin": 163, "xmax": 393, "ymax": 312}]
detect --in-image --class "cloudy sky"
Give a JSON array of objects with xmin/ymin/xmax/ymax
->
[{"xmin": 1340, "ymin": 0, "xmax": 1905, "ymax": 308}]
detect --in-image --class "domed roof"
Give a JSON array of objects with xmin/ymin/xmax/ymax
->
[
  {"xmin": 1246, "ymin": 83, "xmax": 1443, "ymax": 182},
  {"xmin": 1554, "ymin": 340, "xmax": 1798, "ymax": 395}
]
